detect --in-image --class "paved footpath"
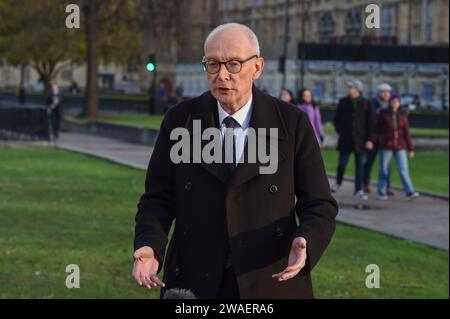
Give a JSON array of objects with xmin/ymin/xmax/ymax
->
[{"xmin": 54, "ymin": 132, "xmax": 449, "ymax": 250}]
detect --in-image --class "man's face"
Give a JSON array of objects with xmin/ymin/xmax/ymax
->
[
  {"xmin": 347, "ymin": 86, "xmax": 360, "ymax": 98},
  {"xmin": 204, "ymin": 28, "xmax": 264, "ymax": 109},
  {"xmin": 378, "ymin": 90, "xmax": 391, "ymax": 102}
]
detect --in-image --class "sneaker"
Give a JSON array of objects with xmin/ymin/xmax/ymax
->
[
  {"xmin": 364, "ymin": 185, "xmax": 371, "ymax": 193},
  {"xmin": 387, "ymin": 188, "xmax": 395, "ymax": 196},
  {"xmin": 406, "ymin": 192, "xmax": 420, "ymax": 201},
  {"xmin": 377, "ymin": 194, "xmax": 389, "ymax": 200},
  {"xmin": 331, "ymin": 183, "xmax": 340, "ymax": 193},
  {"xmin": 355, "ymin": 190, "xmax": 368, "ymax": 200}
]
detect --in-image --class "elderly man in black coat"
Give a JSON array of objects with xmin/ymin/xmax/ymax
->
[
  {"xmin": 132, "ymin": 22, "xmax": 338, "ymax": 299},
  {"xmin": 331, "ymin": 79, "xmax": 375, "ymax": 200}
]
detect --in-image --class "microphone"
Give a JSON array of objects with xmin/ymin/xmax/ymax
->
[{"xmin": 163, "ymin": 288, "xmax": 197, "ymax": 299}]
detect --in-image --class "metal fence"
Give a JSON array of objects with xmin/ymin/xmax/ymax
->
[{"xmin": 0, "ymin": 101, "xmax": 52, "ymax": 141}]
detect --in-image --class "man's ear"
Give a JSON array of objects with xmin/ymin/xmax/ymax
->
[{"xmin": 253, "ymin": 57, "xmax": 265, "ymax": 80}]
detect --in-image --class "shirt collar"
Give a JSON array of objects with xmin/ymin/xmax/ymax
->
[{"xmin": 217, "ymin": 95, "xmax": 253, "ymax": 129}]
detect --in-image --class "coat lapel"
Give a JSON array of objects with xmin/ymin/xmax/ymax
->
[
  {"xmin": 229, "ymin": 86, "xmax": 287, "ymax": 188},
  {"xmin": 185, "ymin": 92, "xmax": 231, "ymax": 184},
  {"xmin": 184, "ymin": 86, "xmax": 288, "ymax": 186}
]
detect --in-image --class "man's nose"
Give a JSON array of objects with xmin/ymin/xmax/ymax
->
[{"xmin": 216, "ymin": 64, "xmax": 231, "ymax": 82}]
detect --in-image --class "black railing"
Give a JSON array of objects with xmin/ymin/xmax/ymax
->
[{"xmin": 0, "ymin": 101, "xmax": 52, "ymax": 140}]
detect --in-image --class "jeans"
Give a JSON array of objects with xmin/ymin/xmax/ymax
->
[
  {"xmin": 378, "ymin": 149, "xmax": 415, "ymax": 196},
  {"xmin": 336, "ymin": 151, "xmax": 365, "ymax": 193},
  {"xmin": 363, "ymin": 145, "xmax": 391, "ymax": 187}
]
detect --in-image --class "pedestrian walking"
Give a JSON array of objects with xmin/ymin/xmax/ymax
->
[
  {"xmin": 363, "ymin": 83, "xmax": 394, "ymax": 195},
  {"xmin": 374, "ymin": 93, "xmax": 419, "ymax": 201},
  {"xmin": 297, "ymin": 88, "xmax": 325, "ymax": 144},
  {"xmin": 331, "ymin": 79, "xmax": 375, "ymax": 200}
]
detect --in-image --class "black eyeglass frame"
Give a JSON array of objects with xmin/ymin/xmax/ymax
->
[{"xmin": 202, "ymin": 55, "xmax": 259, "ymax": 74}]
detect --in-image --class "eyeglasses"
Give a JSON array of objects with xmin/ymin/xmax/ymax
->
[{"xmin": 202, "ymin": 55, "xmax": 259, "ymax": 74}]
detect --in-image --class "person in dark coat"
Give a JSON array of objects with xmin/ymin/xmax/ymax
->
[
  {"xmin": 46, "ymin": 83, "xmax": 61, "ymax": 140},
  {"xmin": 132, "ymin": 22, "xmax": 338, "ymax": 299},
  {"xmin": 331, "ymin": 79, "xmax": 375, "ymax": 200}
]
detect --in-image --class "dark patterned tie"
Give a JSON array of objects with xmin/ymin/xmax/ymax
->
[
  {"xmin": 222, "ymin": 116, "xmax": 240, "ymax": 269},
  {"xmin": 222, "ymin": 116, "xmax": 240, "ymax": 173}
]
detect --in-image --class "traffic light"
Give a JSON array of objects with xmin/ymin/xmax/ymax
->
[{"xmin": 146, "ymin": 54, "xmax": 156, "ymax": 72}]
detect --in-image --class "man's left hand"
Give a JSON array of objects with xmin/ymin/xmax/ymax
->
[
  {"xmin": 272, "ymin": 237, "xmax": 307, "ymax": 282},
  {"xmin": 365, "ymin": 141, "xmax": 374, "ymax": 150}
]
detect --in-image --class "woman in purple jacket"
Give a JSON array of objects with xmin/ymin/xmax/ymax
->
[{"xmin": 297, "ymin": 88, "xmax": 325, "ymax": 144}]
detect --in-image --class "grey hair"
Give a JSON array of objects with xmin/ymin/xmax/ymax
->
[{"xmin": 204, "ymin": 22, "xmax": 261, "ymax": 56}]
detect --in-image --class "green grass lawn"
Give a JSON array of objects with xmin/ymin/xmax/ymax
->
[
  {"xmin": 94, "ymin": 114, "xmax": 449, "ymax": 138},
  {"xmin": 322, "ymin": 150, "xmax": 449, "ymax": 194},
  {"xmin": 0, "ymin": 147, "xmax": 448, "ymax": 298},
  {"xmin": 98, "ymin": 114, "xmax": 164, "ymax": 129},
  {"xmin": 323, "ymin": 123, "xmax": 449, "ymax": 138}
]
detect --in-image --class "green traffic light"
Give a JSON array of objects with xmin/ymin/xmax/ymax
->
[{"xmin": 146, "ymin": 63, "xmax": 155, "ymax": 72}]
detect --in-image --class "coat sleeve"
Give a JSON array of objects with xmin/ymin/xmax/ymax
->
[
  {"xmin": 366, "ymin": 100, "xmax": 376, "ymax": 143},
  {"xmin": 315, "ymin": 107, "xmax": 325, "ymax": 138},
  {"xmin": 292, "ymin": 112, "xmax": 339, "ymax": 276},
  {"xmin": 134, "ymin": 112, "xmax": 176, "ymax": 273},
  {"xmin": 333, "ymin": 99, "xmax": 343, "ymax": 134},
  {"xmin": 372, "ymin": 112, "xmax": 383, "ymax": 144},
  {"xmin": 402, "ymin": 113, "xmax": 414, "ymax": 152}
]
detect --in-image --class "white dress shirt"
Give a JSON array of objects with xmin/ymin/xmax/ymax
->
[{"xmin": 217, "ymin": 95, "xmax": 253, "ymax": 165}]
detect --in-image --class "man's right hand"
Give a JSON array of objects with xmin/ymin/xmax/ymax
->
[{"xmin": 132, "ymin": 246, "xmax": 165, "ymax": 289}]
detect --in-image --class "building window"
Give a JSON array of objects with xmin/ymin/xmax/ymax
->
[
  {"xmin": 344, "ymin": 11, "xmax": 362, "ymax": 43},
  {"xmin": 422, "ymin": 83, "xmax": 434, "ymax": 101},
  {"xmin": 254, "ymin": 20, "xmax": 260, "ymax": 38},
  {"xmin": 380, "ymin": 5, "xmax": 396, "ymax": 38},
  {"xmin": 226, "ymin": 0, "xmax": 233, "ymax": 12},
  {"xmin": 411, "ymin": 0, "xmax": 422, "ymax": 42},
  {"xmin": 313, "ymin": 80, "xmax": 325, "ymax": 99},
  {"xmin": 425, "ymin": 0, "xmax": 433, "ymax": 42},
  {"xmin": 318, "ymin": 13, "xmax": 335, "ymax": 43}
]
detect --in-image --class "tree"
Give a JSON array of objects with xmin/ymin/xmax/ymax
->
[
  {"xmin": 81, "ymin": 0, "xmax": 143, "ymax": 118},
  {"xmin": 0, "ymin": 0, "xmax": 84, "ymax": 102},
  {"xmin": 0, "ymin": 0, "xmax": 143, "ymax": 118}
]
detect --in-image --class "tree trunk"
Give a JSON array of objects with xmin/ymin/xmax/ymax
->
[
  {"xmin": 38, "ymin": 73, "xmax": 51, "ymax": 105},
  {"xmin": 83, "ymin": 0, "xmax": 100, "ymax": 119}
]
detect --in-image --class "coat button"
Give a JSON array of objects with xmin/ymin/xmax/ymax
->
[
  {"xmin": 174, "ymin": 267, "xmax": 180, "ymax": 276},
  {"xmin": 184, "ymin": 182, "xmax": 192, "ymax": 190},
  {"xmin": 275, "ymin": 227, "xmax": 283, "ymax": 237},
  {"xmin": 238, "ymin": 239, "xmax": 244, "ymax": 247},
  {"xmin": 269, "ymin": 184, "xmax": 279, "ymax": 194},
  {"xmin": 205, "ymin": 272, "xmax": 210, "ymax": 279},
  {"xmin": 183, "ymin": 228, "xmax": 189, "ymax": 236}
]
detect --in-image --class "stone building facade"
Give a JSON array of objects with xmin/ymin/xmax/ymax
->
[{"xmin": 1, "ymin": 0, "xmax": 448, "ymax": 108}]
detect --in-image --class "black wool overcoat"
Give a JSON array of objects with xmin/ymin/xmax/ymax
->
[{"xmin": 134, "ymin": 86, "xmax": 338, "ymax": 299}]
